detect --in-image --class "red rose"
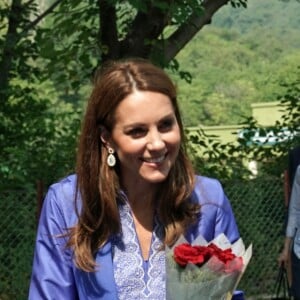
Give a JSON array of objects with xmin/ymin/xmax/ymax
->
[
  {"xmin": 173, "ymin": 242, "xmax": 243, "ymax": 272},
  {"xmin": 173, "ymin": 243, "xmax": 213, "ymax": 267},
  {"xmin": 208, "ymin": 243, "xmax": 236, "ymax": 263},
  {"xmin": 224, "ymin": 256, "xmax": 244, "ymax": 273}
]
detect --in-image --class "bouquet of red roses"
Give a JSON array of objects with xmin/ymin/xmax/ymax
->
[{"xmin": 166, "ymin": 234, "xmax": 252, "ymax": 300}]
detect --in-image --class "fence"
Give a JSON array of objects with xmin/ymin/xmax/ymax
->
[
  {"xmin": 0, "ymin": 177, "xmax": 286, "ymax": 300},
  {"xmin": 224, "ymin": 177, "xmax": 286, "ymax": 299},
  {"xmin": 0, "ymin": 189, "xmax": 37, "ymax": 300}
]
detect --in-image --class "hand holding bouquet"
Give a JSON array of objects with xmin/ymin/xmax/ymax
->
[{"xmin": 166, "ymin": 234, "xmax": 252, "ymax": 300}]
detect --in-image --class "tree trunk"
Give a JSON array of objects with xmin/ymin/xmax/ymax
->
[
  {"xmin": 0, "ymin": 0, "xmax": 22, "ymax": 101},
  {"xmin": 98, "ymin": 0, "xmax": 232, "ymax": 66}
]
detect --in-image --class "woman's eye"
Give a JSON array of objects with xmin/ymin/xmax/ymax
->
[
  {"xmin": 159, "ymin": 119, "xmax": 174, "ymax": 132},
  {"xmin": 127, "ymin": 128, "xmax": 146, "ymax": 138}
]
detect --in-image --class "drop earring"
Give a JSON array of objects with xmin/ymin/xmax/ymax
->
[{"xmin": 107, "ymin": 148, "xmax": 116, "ymax": 167}]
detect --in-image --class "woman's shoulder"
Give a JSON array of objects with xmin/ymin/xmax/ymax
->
[
  {"xmin": 186, "ymin": 175, "xmax": 239, "ymax": 243},
  {"xmin": 41, "ymin": 174, "xmax": 79, "ymax": 226},
  {"xmin": 48, "ymin": 174, "xmax": 77, "ymax": 196},
  {"xmin": 193, "ymin": 174, "xmax": 224, "ymax": 196},
  {"xmin": 194, "ymin": 174, "xmax": 222, "ymax": 187},
  {"xmin": 191, "ymin": 174, "xmax": 229, "ymax": 207}
]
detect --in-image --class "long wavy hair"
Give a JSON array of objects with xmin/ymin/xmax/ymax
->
[{"xmin": 67, "ymin": 58, "xmax": 199, "ymax": 271}]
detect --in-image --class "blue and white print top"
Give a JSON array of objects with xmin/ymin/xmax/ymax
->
[
  {"xmin": 28, "ymin": 174, "xmax": 240, "ymax": 300},
  {"xmin": 112, "ymin": 199, "xmax": 165, "ymax": 299}
]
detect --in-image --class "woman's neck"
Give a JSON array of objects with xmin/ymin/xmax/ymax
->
[
  {"xmin": 121, "ymin": 180, "xmax": 159, "ymax": 210},
  {"xmin": 123, "ymin": 186, "xmax": 157, "ymax": 261}
]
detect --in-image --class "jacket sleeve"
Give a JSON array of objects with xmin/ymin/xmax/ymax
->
[
  {"xmin": 28, "ymin": 186, "xmax": 78, "ymax": 300},
  {"xmin": 286, "ymin": 165, "xmax": 300, "ymax": 238}
]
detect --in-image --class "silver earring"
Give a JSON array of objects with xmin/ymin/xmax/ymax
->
[{"xmin": 107, "ymin": 148, "xmax": 116, "ymax": 167}]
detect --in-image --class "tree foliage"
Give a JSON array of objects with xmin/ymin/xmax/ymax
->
[
  {"xmin": 0, "ymin": 0, "xmax": 299, "ymax": 189},
  {"xmin": 187, "ymin": 70, "xmax": 300, "ymax": 181},
  {"xmin": 34, "ymin": 0, "xmax": 250, "ymax": 91},
  {"xmin": 0, "ymin": 0, "xmax": 250, "ymax": 189},
  {"xmin": 0, "ymin": 1, "xmax": 83, "ymax": 189}
]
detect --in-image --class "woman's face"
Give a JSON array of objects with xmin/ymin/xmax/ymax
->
[{"xmin": 109, "ymin": 90, "xmax": 181, "ymax": 186}]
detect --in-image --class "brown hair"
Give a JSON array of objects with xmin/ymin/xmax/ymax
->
[{"xmin": 68, "ymin": 58, "xmax": 198, "ymax": 271}]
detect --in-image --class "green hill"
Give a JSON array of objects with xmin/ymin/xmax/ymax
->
[{"xmin": 175, "ymin": 0, "xmax": 300, "ymax": 126}]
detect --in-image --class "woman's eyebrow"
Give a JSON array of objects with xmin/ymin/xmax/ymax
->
[{"xmin": 121, "ymin": 113, "xmax": 176, "ymax": 129}]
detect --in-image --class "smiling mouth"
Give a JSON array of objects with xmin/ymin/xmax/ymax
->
[{"xmin": 142, "ymin": 154, "xmax": 167, "ymax": 163}]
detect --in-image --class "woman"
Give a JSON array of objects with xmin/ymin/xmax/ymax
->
[
  {"xmin": 29, "ymin": 58, "xmax": 239, "ymax": 299},
  {"xmin": 278, "ymin": 164, "xmax": 300, "ymax": 299}
]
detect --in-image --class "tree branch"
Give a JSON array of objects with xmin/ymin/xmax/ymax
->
[
  {"xmin": 24, "ymin": 0, "xmax": 36, "ymax": 7},
  {"xmin": 22, "ymin": 0, "xmax": 64, "ymax": 34},
  {"xmin": 153, "ymin": 0, "xmax": 231, "ymax": 64}
]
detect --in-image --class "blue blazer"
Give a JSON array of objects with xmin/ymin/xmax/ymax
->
[{"xmin": 28, "ymin": 174, "xmax": 240, "ymax": 300}]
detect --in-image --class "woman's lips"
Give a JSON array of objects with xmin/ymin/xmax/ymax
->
[{"xmin": 141, "ymin": 153, "xmax": 167, "ymax": 163}]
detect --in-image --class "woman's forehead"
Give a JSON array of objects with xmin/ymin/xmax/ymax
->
[{"xmin": 113, "ymin": 91, "xmax": 174, "ymax": 124}]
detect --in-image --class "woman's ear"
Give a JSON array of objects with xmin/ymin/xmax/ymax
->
[{"xmin": 100, "ymin": 126, "xmax": 111, "ymax": 147}]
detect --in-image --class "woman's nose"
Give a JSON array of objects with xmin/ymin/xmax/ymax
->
[{"xmin": 147, "ymin": 130, "xmax": 165, "ymax": 150}]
